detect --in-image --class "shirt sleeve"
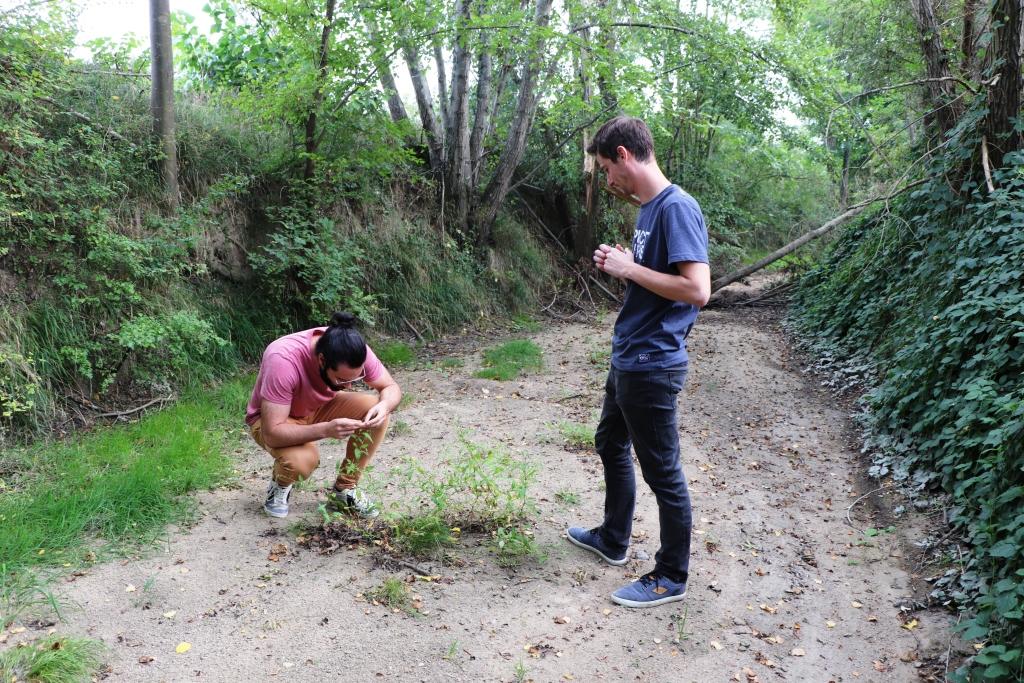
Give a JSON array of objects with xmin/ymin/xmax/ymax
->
[
  {"xmin": 362, "ymin": 345, "xmax": 385, "ymax": 384},
  {"xmin": 260, "ymin": 352, "xmax": 300, "ymax": 406},
  {"xmin": 665, "ymin": 199, "xmax": 709, "ymax": 266}
]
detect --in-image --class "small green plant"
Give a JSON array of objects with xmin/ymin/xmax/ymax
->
[
  {"xmin": 390, "ymin": 513, "xmax": 456, "ymax": 557},
  {"xmin": 490, "ymin": 525, "xmax": 545, "ymax": 567},
  {"xmin": 475, "ymin": 339, "xmax": 543, "ymax": 381},
  {"xmin": 558, "ymin": 421, "xmax": 594, "ymax": 449},
  {"xmin": 442, "ymin": 639, "xmax": 460, "ymax": 661},
  {"xmin": 365, "ymin": 576, "xmax": 417, "ymax": 614},
  {"xmin": 672, "ymin": 607, "xmax": 691, "ymax": 643},
  {"xmin": 554, "ymin": 489, "xmax": 580, "ymax": 506},
  {"xmin": 513, "ymin": 659, "xmax": 528, "ymax": 683},
  {"xmin": 587, "ymin": 345, "xmax": 610, "ymax": 366},
  {"xmin": 0, "ymin": 635, "xmax": 105, "ymax": 683},
  {"xmin": 375, "ymin": 341, "xmax": 415, "ymax": 368},
  {"xmin": 398, "ymin": 393, "xmax": 417, "ymax": 410},
  {"xmin": 0, "ymin": 567, "xmax": 62, "ymax": 629},
  {"xmin": 439, "ymin": 357, "xmax": 465, "ymax": 370},
  {"xmin": 388, "ymin": 418, "xmax": 411, "ymax": 437}
]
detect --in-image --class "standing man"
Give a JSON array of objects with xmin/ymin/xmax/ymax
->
[
  {"xmin": 567, "ymin": 116, "xmax": 710, "ymax": 607},
  {"xmin": 246, "ymin": 312, "xmax": 402, "ymax": 519}
]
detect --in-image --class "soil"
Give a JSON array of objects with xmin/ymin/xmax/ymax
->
[{"xmin": 51, "ymin": 292, "xmax": 955, "ymax": 682}]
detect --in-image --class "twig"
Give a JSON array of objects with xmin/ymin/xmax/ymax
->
[
  {"xmin": 846, "ymin": 486, "xmax": 887, "ymax": 526},
  {"xmin": 587, "ymin": 274, "xmax": 621, "ymax": 303},
  {"xmin": 402, "ymin": 316, "xmax": 426, "ymax": 343},
  {"xmin": 94, "ymin": 395, "xmax": 174, "ymax": 420},
  {"xmin": 377, "ymin": 553, "xmax": 433, "ymax": 576},
  {"xmin": 38, "ymin": 96, "xmax": 131, "ymax": 144},
  {"xmin": 981, "ymin": 135, "xmax": 996, "ymax": 193}
]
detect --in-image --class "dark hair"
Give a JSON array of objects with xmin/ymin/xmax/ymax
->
[
  {"xmin": 315, "ymin": 311, "xmax": 367, "ymax": 368},
  {"xmin": 586, "ymin": 116, "xmax": 655, "ymax": 162}
]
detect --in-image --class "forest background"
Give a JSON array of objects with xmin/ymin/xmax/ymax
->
[{"xmin": 0, "ymin": 0, "xmax": 1021, "ymax": 680}]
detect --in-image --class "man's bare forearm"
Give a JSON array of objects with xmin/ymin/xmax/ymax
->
[
  {"xmin": 263, "ymin": 421, "xmax": 324, "ymax": 449},
  {"xmin": 625, "ymin": 262, "xmax": 710, "ymax": 307}
]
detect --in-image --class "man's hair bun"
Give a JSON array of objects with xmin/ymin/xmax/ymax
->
[{"xmin": 329, "ymin": 311, "xmax": 357, "ymax": 329}]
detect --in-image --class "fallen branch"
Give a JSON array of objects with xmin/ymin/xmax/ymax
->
[
  {"xmin": 587, "ymin": 273, "xmax": 621, "ymax": 303},
  {"xmin": 710, "ymin": 178, "xmax": 928, "ymax": 294},
  {"xmin": 94, "ymin": 395, "xmax": 174, "ymax": 420},
  {"xmin": 402, "ymin": 316, "xmax": 426, "ymax": 343}
]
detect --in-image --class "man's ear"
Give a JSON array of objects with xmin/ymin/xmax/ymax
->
[{"xmin": 615, "ymin": 145, "xmax": 630, "ymax": 162}]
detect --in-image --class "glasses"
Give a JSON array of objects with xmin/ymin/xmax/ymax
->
[{"xmin": 337, "ymin": 372, "xmax": 365, "ymax": 386}]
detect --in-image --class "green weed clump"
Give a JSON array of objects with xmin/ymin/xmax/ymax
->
[
  {"xmin": 558, "ymin": 421, "xmax": 594, "ymax": 450},
  {"xmin": 365, "ymin": 576, "xmax": 418, "ymax": 614},
  {"xmin": 374, "ymin": 341, "xmax": 416, "ymax": 368},
  {"xmin": 475, "ymin": 340, "xmax": 543, "ymax": 381},
  {"xmin": 791, "ymin": 149, "xmax": 1024, "ymax": 681},
  {"xmin": 0, "ymin": 635, "xmax": 104, "ymax": 683}
]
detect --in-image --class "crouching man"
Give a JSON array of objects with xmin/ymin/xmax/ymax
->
[{"xmin": 245, "ymin": 311, "xmax": 402, "ymax": 519}]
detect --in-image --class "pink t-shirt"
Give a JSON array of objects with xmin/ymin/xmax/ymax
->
[{"xmin": 245, "ymin": 327, "xmax": 385, "ymax": 425}]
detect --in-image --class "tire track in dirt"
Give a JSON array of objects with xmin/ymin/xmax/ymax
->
[{"xmin": 53, "ymin": 309, "xmax": 949, "ymax": 682}]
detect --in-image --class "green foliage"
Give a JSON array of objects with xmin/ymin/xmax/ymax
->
[
  {"xmin": 475, "ymin": 340, "xmax": 544, "ymax": 381},
  {"xmin": 0, "ymin": 635, "xmax": 105, "ymax": 683},
  {"xmin": 792, "ymin": 147, "xmax": 1024, "ymax": 680},
  {"xmin": 385, "ymin": 434, "xmax": 539, "ymax": 558},
  {"xmin": 0, "ymin": 377, "xmax": 247, "ymax": 579},
  {"xmin": 557, "ymin": 421, "xmax": 594, "ymax": 450},
  {"xmin": 374, "ymin": 341, "xmax": 415, "ymax": 368},
  {"xmin": 490, "ymin": 526, "xmax": 545, "ymax": 567},
  {"xmin": 365, "ymin": 576, "xmax": 418, "ymax": 614}
]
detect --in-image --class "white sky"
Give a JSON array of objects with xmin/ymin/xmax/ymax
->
[{"xmin": 72, "ymin": 0, "xmax": 213, "ymax": 59}]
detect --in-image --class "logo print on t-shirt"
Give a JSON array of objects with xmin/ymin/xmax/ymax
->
[{"xmin": 633, "ymin": 227, "xmax": 651, "ymax": 263}]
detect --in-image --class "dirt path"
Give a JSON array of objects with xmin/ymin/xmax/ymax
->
[{"xmin": 57, "ymin": 307, "xmax": 951, "ymax": 682}]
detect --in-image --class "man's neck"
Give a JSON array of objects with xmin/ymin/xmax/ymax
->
[{"xmin": 632, "ymin": 163, "xmax": 672, "ymax": 204}]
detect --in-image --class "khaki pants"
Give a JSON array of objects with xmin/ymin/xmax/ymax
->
[{"xmin": 249, "ymin": 391, "xmax": 388, "ymax": 489}]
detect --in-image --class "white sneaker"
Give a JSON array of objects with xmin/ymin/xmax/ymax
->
[
  {"xmin": 327, "ymin": 487, "xmax": 380, "ymax": 519},
  {"xmin": 263, "ymin": 481, "xmax": 292, "ymax": 518}
]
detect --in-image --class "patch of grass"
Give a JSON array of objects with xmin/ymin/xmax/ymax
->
[
  {"xmin": 390, "ymin": 513, "xmax": 456, "ymax": 557},
  {"xmin": 0, "ymin": 635, "xmax": 105, "ymax": 683},
  {"xmin": 513, "ymin": 659, "xmax": 529, "ymax": 683},
  {"xmin": 375, "ymin": 341, "xmax": 415, "ymax": 368},
  {"xmin": 587, "ymin": 345, "xmax": 610, "ymax": 366},
  {"xmin": 0, "ymin": 567, "xmax": 62, "ymax": 629},
  {"xmin": 439, "ymin": 357, "xmax": 464, "ymax": 370},
  {"xmin": 388, "ymin": 418, "xmax": 411, "ymax": 437},
  {"xmin": 511, "ymin": 314, "xmax": 541, "ymax": 333},
  {"xmin": 554, "ymin": 489, "xmax": 580, "ymax": 506},
  {"xmin": 365, "ymin": 576, "xmax": 417, "ymax": 615},
  {"xmin": 442, "ymin": 639, "xmax": 460, "ymax": 661},
  {"xmin": 0, "ymin": 376, "xmax": 249, "ymax": 627},
  {"xmin": 558, "ymin": 421, "xmax": 594, "ymax": 449},
  {"xmin": 474, "ymin": 339, "xmax": 543, "ymax": 381},
  {"xmin": 397, "ymin": 392, "xmax": 416, "ymax": 410},
  {"xmin": 671, "ymin": 607, "xmax": 692, "ymax": 643}
]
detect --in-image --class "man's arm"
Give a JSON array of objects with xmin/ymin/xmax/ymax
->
[
  {"xmin": 594, "ymin": 244, "xmax": 711, "ymax": 307},
  {"xmin": 361, "ymin": 367, "xmax": 402, "ymax": 428},
  {"xmin": 260, "ymin": 400, "xmax": 363, "ymax": 448}
]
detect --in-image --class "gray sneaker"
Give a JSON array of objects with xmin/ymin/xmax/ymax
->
[
  {"xmin": 263, "ymin": 480, "xmax": 292, "ymax": 518},
  {"xmin": 326, "ymin": 487, "xmax": 380, "ymax": 519}
]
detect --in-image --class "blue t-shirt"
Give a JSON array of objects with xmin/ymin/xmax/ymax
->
[{"xmin": 611, "ymin": 184, "xmax": 709, "ymax": 371}]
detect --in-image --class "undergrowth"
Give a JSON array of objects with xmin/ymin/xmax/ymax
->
[{"xmin": 791, "ymin": 145, "xmax": 1024, "ymax": 681}]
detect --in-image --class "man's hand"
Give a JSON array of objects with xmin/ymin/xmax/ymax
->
[
  {"xmin": 362, "ymin": 402, "xmax": 390, "ymax": 429},
  {"xmin": 593, "ymin": 243, "xmax": 634, "ymax": 280},
  {"xmin": 321, "ymin": 417, "xmax": 365, "ymax": 440}
]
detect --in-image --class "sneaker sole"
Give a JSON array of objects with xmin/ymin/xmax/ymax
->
[
  {"xmin": 263, "ymin": 505, "xmax": 288, "ymax": 518},
  {"xmin": 610, "ymin": 590, "xmax": 687, "ymax": 608},
  {"xmin": 566, "ymin": 530, "xmax": 628, "ymax": 566}
]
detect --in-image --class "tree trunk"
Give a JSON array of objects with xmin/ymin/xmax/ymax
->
[
  {"xmin": 434, "ymin": 42, "xmax": 450, "ymax": 141},
  {"xmin": 149, "ymin": 0, "xmax": 178, "ymax": 212},
  {"xmin": 303, "ymin": 0, "xmax": 336, "ymax": 181},
  {"xmin": 446, "ymin": 0, "xmax": 474, "ymax": 232},
  {"xmin": 597, "ymin": 0, "xmax": 618, "ymax": 111},
  {"xmin": 839, "ymin": 142, "xmax": 851, "ymax": 208},
  {"xmin": 470, "ymin": 48, "xmax": 493, "ymax": 187},
  {"xmin": 475, "ymin": 0, "xmax": 555, "ymax": 246},
  {"xmin": 984, "ymin": 0, "xmax": 1022, "ymax": 168},
  {"xmin": 961, "ymin": 0, "xmax": 979, "ymax": 78},
  {"xmin": 910, "ymin": 0, "xmax": 963, "ymax": 137},
  {"xmin": 575, "ymin": 18, "xmax": 599, "ymax": 260},
  {"xmin": 367, "ymin": 17, "xmax": 408, "ymax": 124},
  {"xmin": 401, "ymin": 41, "xmax": 444, "ymax": 173}
]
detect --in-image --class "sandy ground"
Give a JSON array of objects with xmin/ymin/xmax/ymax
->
[{"xmin": 45, "ymin": 302, "xmax": 954, "ymax": 682}]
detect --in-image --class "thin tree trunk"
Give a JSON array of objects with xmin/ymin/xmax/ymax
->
[
  {"xmin": 475, "ymin": 0, "xmax": 555, "ymax": 246},
  {"xmin": 597, "ymin": 0, "xmax": 618, "ymax": 111},
  {"xmin": 984, "ymin": 0, "xmax": 1022, "ymax": 168},
  {"xmin": 402, "ymin": 41, "xmax": 444, "ymax": 173},
  {"xmin": 303, "ymin": 0, "xmax": 336, "ymax": 181},
  {"xmin": 434, "ymin": 42, "xmax": 450, "ymax": 140},
  {"xmin": 961, "ymin": 0, "xmax": 978, "ymax": 78},
  {"xmin": 149, "ymin": 0, "xmax": 178, "ymax": 212},
  {"xmin": 575, "ymin": 18, "xmax": 598, "ymax": 260},
  {"xmin": 446, "ymin": 0, "xmax": 473, "ymax": 232},
  {"xmin": 839, "ymin": 142, "xmax": 852, "ymax": 208},
  {"xmin": 470, "ymin": 45, "xmax": 493, "ymax": 186},
  {"xmin": 367, "ymin": 17, "xmax": 408, "ymax": 124},
  {"xmin": 910, "ymin": 0, "xmax": 963, "ymax": 137}
]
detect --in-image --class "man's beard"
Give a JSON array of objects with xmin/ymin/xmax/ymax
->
[{"xmin": 320, "ymin": 364, "xmax": 346, "ymax": 391}]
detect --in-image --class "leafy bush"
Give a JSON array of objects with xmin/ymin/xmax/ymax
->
[{"xmin": 791, "ymin": 149, "xmax": 1024, "ymax": 681}]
